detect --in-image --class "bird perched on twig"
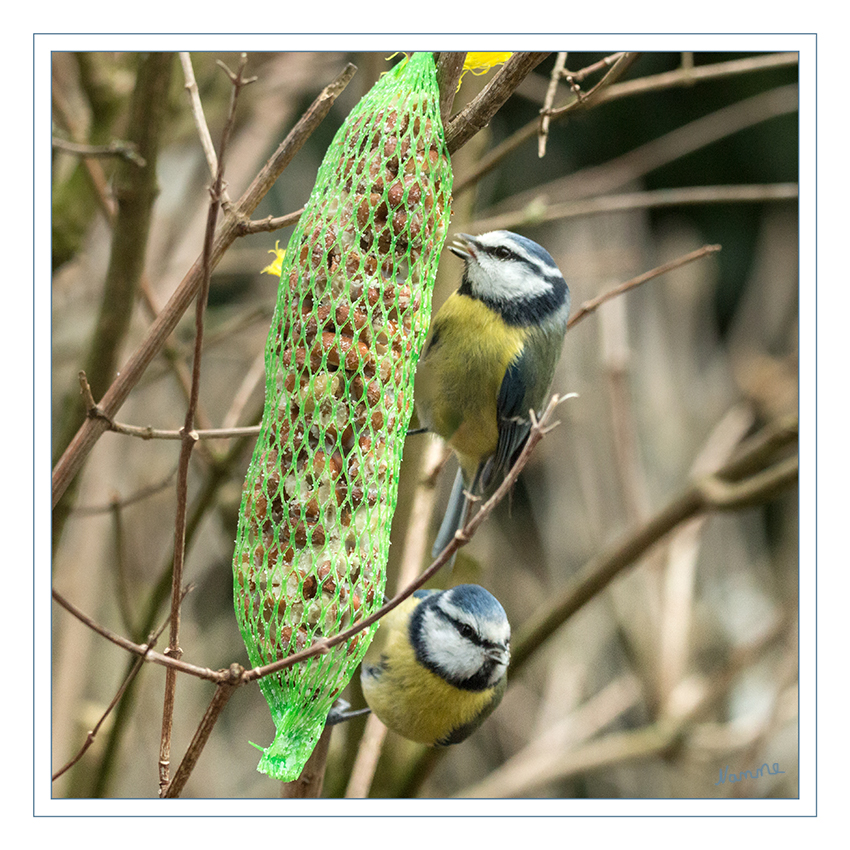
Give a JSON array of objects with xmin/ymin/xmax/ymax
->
[
  {"xmin": 415, "ymin": 230, "xmax": 571, "ymax": 558},
  {"xmin": 360, "ymin": 584, "xmax": 511, "ymax": 746}
]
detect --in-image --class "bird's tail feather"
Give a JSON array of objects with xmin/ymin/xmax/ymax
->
[{"xmin": 431, "ymin": 467, "xmax": 470, "ymax": 560}]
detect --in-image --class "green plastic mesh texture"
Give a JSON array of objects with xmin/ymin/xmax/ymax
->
[{"xmin": 232, "ymin": 52, "xmax": 453, "ymax": 781}]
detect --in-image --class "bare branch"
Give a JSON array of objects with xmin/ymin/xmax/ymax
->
[
  {"xmin": 51, "ymin": 586, "xmax": 191, "ymax": 783},
  {"xmin": 544, "ymin": 51, "xmax": 638, "ymax": 122},
  {"xmin": 179, "ymin": 51, "xmax": 229, "ymax": 206},
  {"xmin": 435, "ymin": 52, "xmax": 466, "ymax": 121},
  {"xmin": 78, "ymin": 370, "xmax": 261, "ymax": 442},
  {"xmin": 52, "ymin": 588, "xmax": 225, "ymax": 682},
  {"xmin": 567, "ymin": 244, "xmax": 722, "ymax": 330},
  {"xmin": 454, "ymin": 51, "xmax": 635, "ymax": 195},
  {"xmin": 445, "ymin": 52, "xmax": 550, "ymax": 154},
  {"xmin": 538, "ymin": 52, "xmax": 567, "ymax": 158},
  {"xmin": 51, "ymin": 136, "xmax": 146, "ymax": 166},
  {"xmin": 52, "ymin": 62, "xmax": 357, "ymax": 509},
  {"xmin": 582, "ymin": 51, "xmax": 798, "ymax": 110},
  {"xmin": 235, "ymin": 207, "xmax": 304, "ymax": 236},
  {"xmin": 162, "ymin": 670, "xmax": 244, "ymax": 798},
  {"xmin": 510, "ymin": 415, "xmax": 798, "ymax": 673},
  {"xmin": 473, "ymin": 183, "xmax": 798, "ymax": 233},
  {"xmin": 158, "ymin": 52, "xmax": 250, "ymax": 797}
]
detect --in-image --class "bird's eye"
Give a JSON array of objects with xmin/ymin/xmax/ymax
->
[
  {"xmin": 459, "ymin": 623, "xmax": 475, "ymax": 639},
  {"xmin": 493, "ymin": 246, "xmax": 512, "ymax": 259}
]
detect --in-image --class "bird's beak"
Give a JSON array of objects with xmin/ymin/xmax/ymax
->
[
  {"xmin": 448, "ymin": 233, "xmax": 477, "ymax": 261},
  {"xmin": 486, "ymin": 644, "xmax": 511, "ymax": 666}
]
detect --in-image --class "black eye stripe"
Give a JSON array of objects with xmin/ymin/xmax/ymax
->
[
  {"xmin": 435, "ymin": 607, "xmax": 482, "ymax": 644},
  {"xmin": 411, "ymin": 596, "xmax": 507, "ymax": 691},
  {"xmin": 438, "ymin": 608, "xmax": 507, "ymax": 651},
  {"xmin": 480, "ymin": 242, "xmax": 559, "ymax": 277}
]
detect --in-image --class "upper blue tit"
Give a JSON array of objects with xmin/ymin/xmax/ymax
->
[
  {"xmin": 361, "ymin": 584, "xmax": 511, "ymax": 747},
  {"xmin": 415, "ymin": 230, "xmax": 571, "ymax": 557}
]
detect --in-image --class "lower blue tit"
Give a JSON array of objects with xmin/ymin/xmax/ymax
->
[
  {"xmin": 361, "ymin": 584, "xmax": 511, "ymax": 747},
  {"xmin": 415, "ymin": 231, "xmax": 571, "ymax": 556}
]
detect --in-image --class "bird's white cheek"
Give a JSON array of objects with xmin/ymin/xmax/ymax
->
[{"xmin": 424, "ymin": 630, "xmax": 480, "ymax": 679}]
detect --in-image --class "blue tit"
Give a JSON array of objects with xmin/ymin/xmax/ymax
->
[
  {"xmin": 361, "ymin": 584, "xmax": 511, "ymax": 747},
  {"xmin": 415, "ymin": 230, "xmax": 571, "ymax": 557}
]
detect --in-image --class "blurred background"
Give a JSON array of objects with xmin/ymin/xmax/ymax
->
[{"xmin": 51, "ymin": 50, "xmax": 799, "ymax": 799}]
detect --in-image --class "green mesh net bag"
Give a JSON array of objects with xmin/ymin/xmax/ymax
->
[{"xmin": 232, "ymin": 52, "xmax": 453, "ymax": 781}]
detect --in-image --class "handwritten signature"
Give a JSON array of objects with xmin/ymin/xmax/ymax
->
[{"xmin": 715, "ymin": 763, "xmax": 786, "ymax": 785}]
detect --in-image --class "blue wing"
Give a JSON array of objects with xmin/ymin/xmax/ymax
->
[{"xmin": 491, "ymin": 352, "xmax": 534, "ymax": 485}]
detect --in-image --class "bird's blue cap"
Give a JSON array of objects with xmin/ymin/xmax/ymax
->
[
  {"xmin": 445, "ymin": 584, "xmax": 507, "ymax": 621},
  {"xmin": 503, "ymin": 231, "xmax": 560, "ymax": 271}
]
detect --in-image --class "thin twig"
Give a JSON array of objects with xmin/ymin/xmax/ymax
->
[
  {"xmin": 567, "ymin": 244, "xmax": 722, "ymax": 330},
  {"xmin": 563, "ymin": 52, "xmax": 628, "ymax": 87},
  {"xmin": 538, "ymin": 51, "xmax": 639, "ymax": 119},
  {"xmin": 158, "ymin": 54, "xmax": 252, "ymax": 797},
  {"xmin": 162, "ymin": 668, "xmax": 244, "ymax": 798},
  {"xmin": 120, "ymin": 421, "xmax": 258, "ymax": 441},
  {"xmin": 79, "ymin": 368, "xmax": 260, "ymax": 441},
  {"xmin": 235, "ymin": 207, "xmax": 304, "ymax": 236},
  {"xmin": 579, "ymin": 51, "xmax": 798, "ymax": 111},
  {"xmin": 538, "ymin": 52, "xmax": 567, "ymax": 158},
  {"xmin": 51, "ymin": 586, "xmax": 192, "ymax": 782},
  {"xmin": 52, "ymin": 653, "xmax": 147, "ymax": 782},
  {"xmin": 454, "ymin": 51, "xmax": 635, "ymax": 195},
  {"xmin": 50, "ymin": 81, "xmax": 117, "ymax": 220},
  {"xmin": 472, "ymin": 182, "xmax": 799, "ymax": 233},
  {"xmin": 179, "ymin": 52, "xmax": 228, "ymax": 206},
  {"xmin": 51, "ymin": 136, "xmax": 146, "ymax": 166},
  {"xmin": 52, "ymin": 588, "xmax": 225, "ymax": 681}
]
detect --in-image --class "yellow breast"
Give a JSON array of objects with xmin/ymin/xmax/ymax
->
[
  {"xmin": 416, "ymin": 294, "xmax": 525, "ymax": 477},
  {"xmin": 361, "ymin": 596, "xmax": 499, "ymax": 746}
]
